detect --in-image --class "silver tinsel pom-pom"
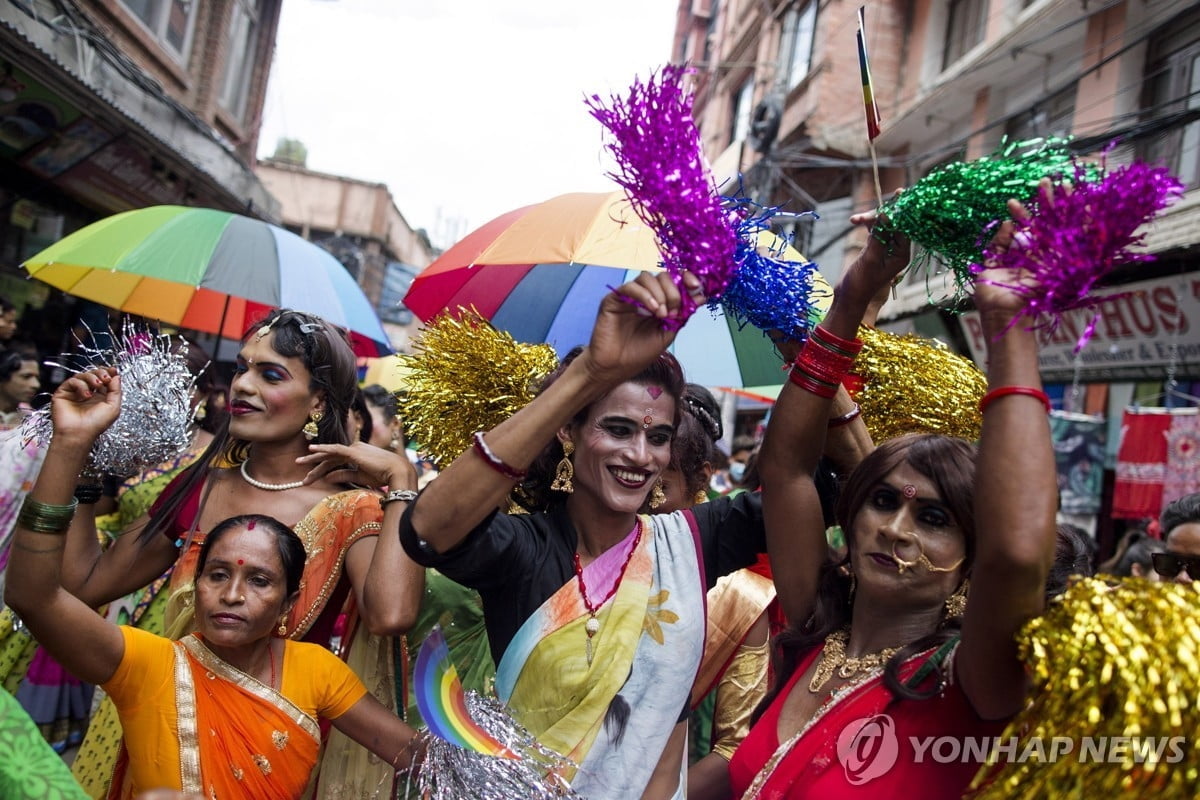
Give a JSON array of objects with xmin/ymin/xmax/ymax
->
[
  {"xmin": 405, "ymin": 692, "xmax": 579, "ymax": 800},
  {"xmin": 21, "ymin": 321, "xmax": 198, "ymax": 478}
]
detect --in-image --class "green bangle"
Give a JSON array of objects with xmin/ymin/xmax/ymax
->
[{"xmin": 17, "ymin": 497, "xmax": 79, "ymax": 534}]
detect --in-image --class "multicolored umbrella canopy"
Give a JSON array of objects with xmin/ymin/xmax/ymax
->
[
  {"xmin": 404, "ymin": 192, "xmax": 825, "ymax": 387},
  {"xmin": 22, "ymin": 205, "xmax": 392, "ymax": 356}
]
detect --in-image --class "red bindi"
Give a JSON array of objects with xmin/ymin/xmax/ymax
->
[
  {"xmin": 237, "ymin": 559, "xmax": 244, "ymax": 565},
  {"xmin": 902, "ymin": 484, "xmax": 918, "ymax": 499},
  {"xmin": 246, "ymin": 519, "xmax": 257, "ymax": 530}
]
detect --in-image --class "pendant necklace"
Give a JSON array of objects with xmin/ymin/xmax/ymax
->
[
  {"xmin": 573, "ymin": 520, "xmax": 643, "ymax": 666},
  {"xmin": 808, "ymin": 629, "xmax": 898, "ymax": 693}
]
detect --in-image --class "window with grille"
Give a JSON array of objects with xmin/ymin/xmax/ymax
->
[
  {"xmin": 1139, "ymin": 11, "xmax": 1200, "ymax": 188},
  {"xmin": 942, "ymin": 0, "xmax": 987, "ymax": 70},
  {"xmin": 784, "ymin": 1, "xmax": 817, "ymax": 90},
  {"xmin": 1005, "ymin": 82, "xmax": 1076, "ymax": 142},
  {"xmin": 218, "ymin": 0, "xmax": 262, "ymax": 123},
  {"xmin": 731, "ymin": 78, "xmax": 754, "ymax": 143},
  {"xmin": 119, "ymin": 0, "xmax": 197, "ymax": 62}
]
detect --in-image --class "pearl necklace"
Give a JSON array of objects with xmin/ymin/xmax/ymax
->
[
  {"xmin": 240, "ymin": 461, "xmax": 304, "ymax": 491},
  {"xmin": 808, "ymin": 629, "xmax": 898, "ymax": 693}
]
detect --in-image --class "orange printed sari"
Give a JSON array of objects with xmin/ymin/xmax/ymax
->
[{"xmin": 109, "ymin": 637, "xmax": 321, "ymax": 800}]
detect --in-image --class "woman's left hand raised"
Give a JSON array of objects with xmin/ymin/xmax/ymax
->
[
  {"xmin": 581, "ymin": 270, "xmax": 704, "ymax": 385},
  {"xmin": 50, "ymin": 367, "xmax": 121, "ymax": 443},
  {"xmin": 298, "ymin": 440, "xmax": 418, "ymax": 491}
]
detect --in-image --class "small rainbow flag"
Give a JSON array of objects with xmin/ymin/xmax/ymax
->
[
  {"xmin": 414, "ymin": 627, "xmax": 518, "ymax": 758},
  {"xmin": 857, "ymin": 5, "xmax": 882, "ymax": 141}
]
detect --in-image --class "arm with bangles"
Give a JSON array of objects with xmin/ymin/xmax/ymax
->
[
  {"xmin": 405, "ymin": 271, "xmax": 704, "ymax": 555},
  {"xmin": 758, "ymin": 213, "xmax": 912, "ymax": 627},
  {"xmin": 4, "ymin": 368, "xmax": 127, "ymax": 686},
  {"xmin": 51, "ymin": 371, "xmax": 184, "ymax": 607},
  {"xmin": 955, "ymin": 194, "xmax": 1057, "ymax": 721}
]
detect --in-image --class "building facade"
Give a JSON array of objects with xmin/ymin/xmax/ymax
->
[
  {"xmin": 256, "ymin": 158, "xmax": 437, "ymax": 352},
  {"xmin": 0, "ymin": 0, "xmax": 283, "ymax": 352},
  {"xmin": 674, "ymin": 0, "xmax": 1200, "ymax": 541}
]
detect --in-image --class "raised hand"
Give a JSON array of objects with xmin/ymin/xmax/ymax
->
[
  {"xmin": 973, "ymin": 179, "xmax": 1055, "ymax": 319},
  {"xmin": 298, "ymin": 440, "xmax": 418, "ymax": 491},
  {"xmin": 840, "ymin": 205, "xmax": 913, "ymax": 308},
  {"xmin": 50, "ymin": 367, "xmax": 121, "ymax": 443},
  {"xmin": 581, "ymin": 270, "xmax": 704, "ymax": 386}
]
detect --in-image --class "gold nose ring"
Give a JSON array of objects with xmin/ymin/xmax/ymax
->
[{"xmin": 890, "ymin": 532, "xmax": 964, "ymax": 574}]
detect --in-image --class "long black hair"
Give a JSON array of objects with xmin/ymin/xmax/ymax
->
[
  {"xmin": 757, "ymin": 434, "xmax": 977, "ymax": 718},
  {"xmin": 139, "ymin": 310, "xmax": 358, "ymax": 545},
  {"xmin": 197, "ymin": 514, "xmax": 307, "ymax": 597}
]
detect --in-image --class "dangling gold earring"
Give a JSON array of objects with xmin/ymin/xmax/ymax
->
[
  {"xmin": 550, "ymin": 440, "xmax": 574, "ymax": 493},
  {"xmin": 649, "ymin": 479, "xmax": 666, "ymax": 509},
  {"xmin": 944, "ymin": 579, "xmax": 969, "ymax": 619},
  {"xmin": 693, "ymin": 489, "xmax": 708, "ymax": 506},
  {"xmin": 277, "ymin": 616, "xmax": 288, "ymax": 636},
  {"xmin": 302, "ymin": 411, "xmax": 323, "ymax": 441}
]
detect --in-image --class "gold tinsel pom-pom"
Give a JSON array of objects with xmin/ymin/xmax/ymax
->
[
  {"xmin": 398, "ymin": 310, "xmax": 559, "ymax": 468},
  {"xmin": 854, "ymin": 327, "xmax": 988, "ymax": 443},
  {"xmin": 969, "ymin": 578, "xmax": 1200, "ymax": 799}
]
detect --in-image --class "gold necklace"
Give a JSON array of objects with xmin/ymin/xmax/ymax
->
[{"xmin": 808, "ymin": 629, "xmax": 898, "ymax": 693}]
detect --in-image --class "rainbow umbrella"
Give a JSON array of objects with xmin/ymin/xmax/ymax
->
[
  {"xmin": 22, "ymin": 205, "xmax": 392, "ymax": 356},
  {"xmin": 404, "ymin": 191, "xmax": 822, "ymax": 388}
]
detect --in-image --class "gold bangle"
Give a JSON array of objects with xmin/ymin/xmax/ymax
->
[{"xmin": 17, "ymin": 497, "xmax": 78, "ymax": 534}]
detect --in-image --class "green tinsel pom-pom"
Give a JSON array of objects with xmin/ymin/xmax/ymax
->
[{"xmin": 880, "ymin": 137, "xmax": 1080, "ymax": 298}]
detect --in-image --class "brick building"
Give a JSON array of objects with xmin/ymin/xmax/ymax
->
[
  {"xmin": 0, "ymin": 0, "xmax": 282, "ymax": 353},
  {"xmin": 256, "ymin": 158, "xmax": 437, "ymax": 353},
  {"xmin": 674, "ymin": 0, "xmax": 1199, "ymax": 541}
]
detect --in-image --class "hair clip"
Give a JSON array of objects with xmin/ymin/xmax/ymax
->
[{"xmin": 297, "ymin": 322, "xmax": 323, "ymax": 334}]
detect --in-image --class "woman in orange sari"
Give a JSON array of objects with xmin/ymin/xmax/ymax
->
[
  {"xmin": 57, "ymin": 311, "xmax": 422, "ymax": 797},
  {"xmin": 5, "ymin": 367, "xmax": 421, "ymax": 799}
]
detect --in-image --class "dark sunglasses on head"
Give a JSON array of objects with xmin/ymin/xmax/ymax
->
[{"xmin": 1151, "ymin": 551, "xmax": 1200, "ymax": 579}]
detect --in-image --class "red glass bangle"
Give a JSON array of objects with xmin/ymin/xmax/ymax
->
[
  {"xmin": 788, "ymin": 366, "xmax": 839, "ymax": 399},
  {"xmin": 811, "ymin": 325, "xmax": 864, "ymax": 357},
  {"xmin": 827, "ymin": 403, "xmax": 862, "ymax": 429},
  {"xmin": 978, "ymin": 386, "xmax": 1051, "ymax": 415},
  {"xmin": 471, "ymin": 431, "xmax": 528, "ymax": 481}
]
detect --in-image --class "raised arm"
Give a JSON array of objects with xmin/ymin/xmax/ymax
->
[
  {"xmin": 407, "ymin": 271, "xmax": 701, "ymax": 553},
  {"xmin": 59, "ymin": 497, "xmax": 180, "ymax": 607},
  {"xmin": 956, "ymin": 197, "xmax": 1057, "ymax": 720},
  {"xmin": 4, "ymin": 368, "xmax": 126, "ymax": 686},
  {"xmin": 759, "ymin": 217, "xmax": 910, "ymax": 625}
]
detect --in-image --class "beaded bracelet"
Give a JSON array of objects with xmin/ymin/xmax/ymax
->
[
  {"xmin": 978, "ymin": 386, "xmax": 1051, "ymax": 415},
  {"xmin": 471, "ymin": 431, "xmax": 528, "ymax": 481},
  {"xmin": 17, "ymin": 497, "xmax": 79, "ymax": 534},
  {"xmin": 827, "ymin": 403, "xmax": 862, "ymax": 429}
]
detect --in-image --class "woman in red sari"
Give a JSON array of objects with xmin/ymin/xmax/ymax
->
[
  {"xmin": 5, "ymin": 367, "xmax": 420, "ymax": 799},
  {"xmin": 729, "ymin": 198, "xmax": 1058, "ymax": 799}
]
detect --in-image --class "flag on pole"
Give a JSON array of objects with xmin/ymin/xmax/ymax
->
[{"xmin": 857, "ymin": 5, "xmax": 882, "ymax": 141}]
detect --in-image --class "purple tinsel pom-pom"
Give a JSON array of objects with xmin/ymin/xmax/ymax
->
[
  {"xmin": 975, "ymin": 158, "xmax": 1184, "ymax": 351},
  {"xmin": 587, "ymin": 65, "xmax": 742, "ymax": 327}
]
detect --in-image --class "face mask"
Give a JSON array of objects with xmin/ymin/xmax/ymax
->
[{"xmin": 729, "ymin": 462, "xmax": 746, "ymax": 482}]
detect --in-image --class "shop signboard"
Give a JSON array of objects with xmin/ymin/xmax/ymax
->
[{"xmin": 959, "ymin": 273, "xmax": 1200, "ymax": 382}]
